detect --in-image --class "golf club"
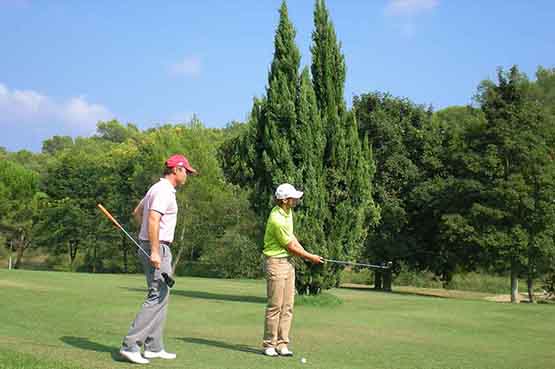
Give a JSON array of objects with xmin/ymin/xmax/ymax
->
[
  {"xmin": 97, "ymin": 203, "xmax": 175, "ymax": 288},
  {"xmin": 324, "ymin": 259, "xmax": 393, "ymax": 269}
]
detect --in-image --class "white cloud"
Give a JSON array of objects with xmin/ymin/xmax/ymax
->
[
  {"xmin": 169, "ymin": 56, "xmax": 201, "ymax": 78},
  {"xmin": 385, "ymin": 0, "xmax": 439, "ymax": 16},
  {"xmin": 61, "ymin": 96, "xmax": 112, "ymax": 126},
  {"xmin": 0, "ymin": 83, "xmax": 113, "ymax": 134}
]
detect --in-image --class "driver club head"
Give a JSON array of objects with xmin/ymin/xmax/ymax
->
[{"xmin": 161, "ymin": 272, "xmax": 175, "ymax": 288}]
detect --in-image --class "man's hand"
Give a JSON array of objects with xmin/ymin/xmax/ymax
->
[
  {"xmin": 309, "ymin": 254, "xmax": 325, "ymax": 265},
  {"xmin": 150, "ymin": 252, "xmax": 161, "ymax": 269}
]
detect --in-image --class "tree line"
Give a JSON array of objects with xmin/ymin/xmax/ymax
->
[{"xmin": 1, "ymin": 0, "xmax": 554, "ymax": 301}]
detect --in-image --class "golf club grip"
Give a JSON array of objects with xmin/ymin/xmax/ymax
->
[{"xmin": 97, "ymin": 203, "xmax": 123, "ymax": 229}]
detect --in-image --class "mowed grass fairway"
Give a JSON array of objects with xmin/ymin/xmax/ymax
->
[{"xmin": 0, "ymin": 270, "xmax": 553, "ymax": 369}]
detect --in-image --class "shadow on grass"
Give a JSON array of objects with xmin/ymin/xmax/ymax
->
[
  {"xmin": 177, "ymin": 337, "xmax": 260, "ymax": 355},
  {"xmin": 123, "ymin": 287, "xmax": 267, "ymax": 304},
  {"xmin": 339, "ymin": 285, "xmax": 446, "ymax": 299},
  {"xmin": 60, "ymin": 336, "xmax": 124, "ymax": 362},
  {"xmin": 390, "ymin": 290, "xmax": 446, "ymax": 299}
]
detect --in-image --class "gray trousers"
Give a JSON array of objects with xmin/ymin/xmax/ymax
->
[{"xmin": 122, "ymin": 241, "xmax": 172, "ymax": 353}]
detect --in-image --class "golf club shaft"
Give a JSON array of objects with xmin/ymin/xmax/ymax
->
[
  {"xmin": 97, "ymin": 204, "xmax": 150, "ymax": 257},
  {"xmin": 97, "ymin": 204, "xmax": 175, "ymax": 288},
  {"xmin": 324, "ymin": 259, "xmax": 391, "ymax": 269}
]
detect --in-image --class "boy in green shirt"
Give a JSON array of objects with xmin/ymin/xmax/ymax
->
[{"xmin": 262, "ymin": 183, "xmax": 324, "ymax": 357}]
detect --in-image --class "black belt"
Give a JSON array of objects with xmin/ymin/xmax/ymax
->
[{"xmin": 140, "ymin": 239, "xmax": 171, "ymax": 246}]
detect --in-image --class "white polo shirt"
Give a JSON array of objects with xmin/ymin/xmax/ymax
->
[{"xmin": 138, "ymin": 178, "xmax": 178, "ymax": 243}]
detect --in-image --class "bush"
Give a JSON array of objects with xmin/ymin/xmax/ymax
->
[
  {"xmin": 542, "ymin": 270, "xmax": 555, "ymax": 297},
  {"xmin": 393, "ymin": 264, "xmax": 443, "ymax": 288},
  {"xmin": 448, "ymin": 272, "xmax": 512, "ymax": 294},
  {"xmin": 174, "ymin": 260, "xmax": 223, "ymax": 278},
  {"xmin": 340, "ymin": 267, "xmax": 374, "ymax": 285},
  {"xmin": 391, "ymin": 264, "xmax": 541, "ymax": 294},
  {"xmin": 199, "ymin": 231, "xmax": 263, "ymax": 279}
]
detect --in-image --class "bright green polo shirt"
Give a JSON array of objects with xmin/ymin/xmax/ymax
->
[{"xmin": 263, "ymin": 206, "xmax": 294, "ymax": 257}]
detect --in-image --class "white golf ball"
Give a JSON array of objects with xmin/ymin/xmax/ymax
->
[{"xmin": 301, "ymin": 357, "xmax": 307, "ymax": 364}]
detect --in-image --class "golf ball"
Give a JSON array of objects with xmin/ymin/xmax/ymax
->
[{"xmin": 301, "ymin": 357, "xmax": 307, "ymax": 364}]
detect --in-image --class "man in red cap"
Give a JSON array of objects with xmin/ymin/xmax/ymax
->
[{"xmin": 120, "ymin": 154, "xmax": 196, "ymax": 364}]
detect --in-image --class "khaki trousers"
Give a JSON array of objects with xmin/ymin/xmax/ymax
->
[{"xmin": 263, "ymin": 257, "xmax": 295, "ymax": 348}]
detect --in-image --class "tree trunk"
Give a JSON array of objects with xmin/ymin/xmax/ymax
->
[
  {"xmin": 527, "ymin": 276, "xmax": 535, "ymax": 303},
  {"xmin": 8, "ymin": 240, "xmax": 13, "ymax": 270},
  {"xmin": 527, "ymin": 178, "xmax": 539, "ymax": 304},
  {"xmin": 510, "ymin": 260, "xmax": 519, "ymax": 303},
  {"xmin": 374, "ymin": 269, "xmax": 383, "ymax": 290},
  {"xmin": 67, "ymin": 242, "xmax": 72, "ymax": 269},
  {"xmin": 68, "ymin": 241, "xmax": 79, "ymax": 271},
  {"xmin": 441, "ymin": 269, "xmax": 453, "ymax": 289},
  {"xmin": 172, "ymin": 225, "xmax": 187, "ymax": 274},
  {"xmin": 383, "ymin": 267, "xmax": 392, "ymax": 292},
  {"xmin": 13, "ymin": 243, "xmax": 24, "ymax": 269},
  {"xmin": 93, "ymin": 242, "xmax": 97, "ymax": 273},
  {"xmin": 72, "ymin": 245, "xmax": 78, "ymax": 265},
  {"xmin": 309, "ymin": 285, "xmax": 321, "ymax": 295},
  {"xmin": 13, "ymin": 233, "xmax": 27, "ymax": 269},
  {"xmin": 172, "ymin": 245, "xmax": 185, "ymax": 275},
  {"xmin": 122, "ymin": 237, "xmax": 128, "ymax": 273}
]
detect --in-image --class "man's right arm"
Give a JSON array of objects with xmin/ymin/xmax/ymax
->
[{"xmin": 286, "ymin": 238, "xmax": 324, "ymax": 264}]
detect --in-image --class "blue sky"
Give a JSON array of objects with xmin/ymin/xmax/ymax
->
[{"xmin": 1, "ymin": 0, "xmax": 554, "ymax": 152}]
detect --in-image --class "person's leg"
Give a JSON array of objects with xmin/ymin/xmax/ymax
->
[
  {"xmin": 277, "ymin": 261, "xmax": 295, "ymax": 352},
  {"xmin": 144, "ymin": 244, "xmax": 172, "ymax": 353},
  {"xmin": 263, "ymin": 258, "xmax": 286, "ymax": 349},
  {"xmin": 121, "ymin": 242, "xmax": 169, "ymax": 352}
]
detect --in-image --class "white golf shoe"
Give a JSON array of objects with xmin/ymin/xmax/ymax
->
[
  {"xmin": 277, "ymin": 346, "xmax": 294, "ymax": 356},
  {"xmin": 143, "ymin": 350, "xmax": 177, "ymax": 360},
  {"xmin": 119, "ymin": 350, "xmax": 150, "ymax": 364},
  {"xmin": 263, "ymin": 347, "xmax": 279, "ymax": 357}
]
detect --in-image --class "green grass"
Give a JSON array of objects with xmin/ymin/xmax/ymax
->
[
  {"xmin": 295, "ymin": 292, "xmax": 343, "ymax": 307},
  {"xmin": 0, "ymin": 270, "xmax": 554, "ymax": 369}
]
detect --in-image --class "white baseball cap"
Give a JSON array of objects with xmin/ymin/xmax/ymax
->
[{"xmin": 275, "ymin": 183, "xmax": 304, "ymax": 200}]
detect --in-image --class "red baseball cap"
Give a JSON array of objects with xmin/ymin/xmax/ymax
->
[{"xmin": 165, "ymin": 154, "xmax": 197, "ymax": 175}]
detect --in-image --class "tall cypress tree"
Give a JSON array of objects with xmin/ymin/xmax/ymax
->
[
  {"xmin": 311, "ymin": 0, "xmax": 378, "ymax": 280},
  {"xmin": 293, "ymin": 67, "xmax": 329, "ymax": 294},
  {"xmin": 252, "ymin": 1, "xmax": 300, "ymax": 218},
  {"xmin": 311, "ymin": 0, "xmax": 346, "ymax": 118},
  {"xmin": 220, "ymin": 0, "xmax": 377, "ymax": 294}
]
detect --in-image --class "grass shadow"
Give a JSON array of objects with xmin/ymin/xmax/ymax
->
[
  {"xmin": 390, "ymin": 290, "xmax": 447, "ymax": 299},
  {"xmin": 339, "ymin": 284, "xmax": 447, "ymax": 299},
  {"xmin": 177, "ymin": 337, "xmax": 260, "ymax": 355},
  {"xmin": 122, "ymin": 287, "xmax": 267, "ymax": 304},
  {"xmin": 60, "ymin": 336, "xmax": 124, "ymax": 362}
]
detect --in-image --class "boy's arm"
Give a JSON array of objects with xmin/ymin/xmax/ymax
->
[{"xmin": 286, "ymin": 237, "xmax": 324, "ymax": 264}]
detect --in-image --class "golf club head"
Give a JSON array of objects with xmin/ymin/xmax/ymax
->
[{"xmin": 161, "ymin": 272, "xmax": 175, "ymax": 288}]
